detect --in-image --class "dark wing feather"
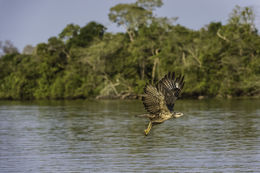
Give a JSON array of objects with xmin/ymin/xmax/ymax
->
[
  {"xmin": 142, "ymin": 84, "xmax": 169, "ymax": 116},
  {"xmin": 156, "ymin": 72, "xmax": 185, "ymax": 112}
]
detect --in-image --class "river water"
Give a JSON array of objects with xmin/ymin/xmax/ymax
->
[{"xmin": 0, "ymin": 99, "xmax": 259, "ymax": 172}]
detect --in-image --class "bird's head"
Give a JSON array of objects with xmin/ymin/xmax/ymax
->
[{"xmin": 173, "ymin": 112, "xmax": 184, "ymax": 118}]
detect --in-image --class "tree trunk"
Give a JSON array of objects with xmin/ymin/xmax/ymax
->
[
  {"xmin": 152, "ymin": 58, "xmax": 159, "ymax": 84},
  {"xmin": 182, "ymin": 52, "xmax": 187, "ymax": 66},
  {"xmin": 141, "ymin": 60, "xmax": 145, "ymax": 80},
  {"xmin": 151, "ymin": 48, "xmax": 160, "ymax": 83},
  {"xmin": 127, "ymin": 30, "xmax": 135, "ymax": 42}
]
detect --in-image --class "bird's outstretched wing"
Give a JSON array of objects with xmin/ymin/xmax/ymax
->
[
  {"xmin": 156, "ymin": 72, "xmax": 184, "ymax": 112},
  {"xmin": 142, "ymin": 84, "xmax": 170, "ymax": 116}
]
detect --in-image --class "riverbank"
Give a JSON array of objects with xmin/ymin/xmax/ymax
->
[{"xmin": 0, "ymin": 92, "xmax": 259, "ymax": 101}]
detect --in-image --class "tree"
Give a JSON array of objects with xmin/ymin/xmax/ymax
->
[
  {"xmin": 22, "ymin": 45, "xmax": 35, "ymax": 55},
  {"xmin": 66, "ymin": 21, "xmax": 106, "ymax": 48},
  {"xmin": 136, "ymin": 0, "xmax": 163, "ymax": 11},
  {"xmin": 59, "ymin": 23, "xmax": 80, "ymax": 42},
  {"xmin": 1, "ymin": 4, "xmax": 260, "ymax": 100},
  {"xmin": 228, "ymin": 5, "xmax": 256, "ymax": 31},
  {"xmin": 109, "ymin": 1, "xmax": 157, "ymax": 41},
  {"xmin": 0, "ymin": 40, "xmax": 19, "ymax": 56}
]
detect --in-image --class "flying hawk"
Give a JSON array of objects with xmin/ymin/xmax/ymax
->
[{"xmin": 141, "ymin": 72, "xmax": 185, "ymax": 135}]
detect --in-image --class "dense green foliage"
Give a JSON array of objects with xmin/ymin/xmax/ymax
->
[{"xmin": 0, "ymin": 2, "xmax": 259, "ymax": 100}]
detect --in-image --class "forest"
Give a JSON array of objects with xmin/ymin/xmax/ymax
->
[{"xmin": 0, "ymin": 0, "xmax": 260, "ymax": 100}]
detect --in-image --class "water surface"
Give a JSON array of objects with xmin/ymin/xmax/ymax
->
[{"xmin": 0, "ymin": 99, "xmax": 260, "ymax": 172}]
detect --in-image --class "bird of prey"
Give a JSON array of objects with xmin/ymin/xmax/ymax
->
[{"xmin": 141, "ymin": 72, "xmax": 185, "ymax": 135}]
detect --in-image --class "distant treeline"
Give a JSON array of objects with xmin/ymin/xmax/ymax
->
[{"xmin": 0, "ymin": 1, "xmax": 259, "ymax": 100}]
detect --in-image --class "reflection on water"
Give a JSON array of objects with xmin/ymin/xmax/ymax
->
[{"xmin": 0, "ymin": 99, "xmax": 260, "ymax": 172}]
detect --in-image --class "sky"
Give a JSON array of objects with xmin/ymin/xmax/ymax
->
[{"xmin": 1, "ymin": 0, "xmax": 260, "ymax": 51}]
